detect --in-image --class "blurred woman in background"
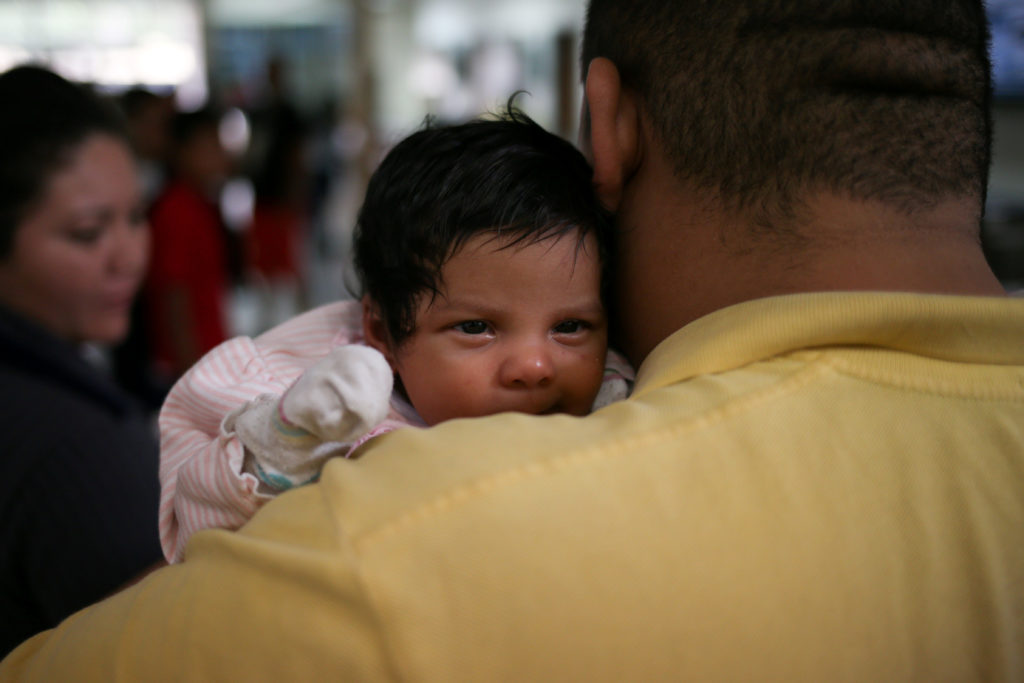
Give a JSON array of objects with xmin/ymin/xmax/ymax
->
[{"xmin": 0, "ymin": 65, "xmax": 164, "ymax": 657}]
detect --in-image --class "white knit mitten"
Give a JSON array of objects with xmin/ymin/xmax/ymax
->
[{"xmin": 233, "ymin": 345, "xmax": 394, "ymax": 490}]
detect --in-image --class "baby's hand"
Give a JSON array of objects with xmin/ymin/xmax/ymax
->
[
  {"xmin": 232, "ymin": 345, "xmax": 394, "ymax": 490},
  {"xmin": 280, "ymin": 345, "xmax": 394, "ymax": 442}
]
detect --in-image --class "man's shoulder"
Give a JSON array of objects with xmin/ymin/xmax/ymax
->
[
  {"xmin": 31, "ymin": 341, "xmax": 1022, "ymax": 680},
  {"xmin": 313, "ymin": 392, "xmax": 736, "ymax": 541}
]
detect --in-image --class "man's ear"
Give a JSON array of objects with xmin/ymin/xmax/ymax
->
[
  {"xmin": 583, "ymin": 57, "xmax": 641, "ymax": 211},
  {"xmin": 361, "ymin": 297, "xmax": 397, "ymax": 371}
]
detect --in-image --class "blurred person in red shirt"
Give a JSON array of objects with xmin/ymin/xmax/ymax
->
[
  {"xmin": 145, "ymin": 108, "xmax": 232, "ymax": 383},
  {"xmin": 244, "ymin": 56, "xmax": 311, "ymax": 328}
]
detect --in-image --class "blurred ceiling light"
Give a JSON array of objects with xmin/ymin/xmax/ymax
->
[
  {"xmin": 136, "ymin": 35, "xmax": 197, "ymax": 85},
  {"xmin": 408, "ymin": 52, "xmax": 458, "ymax": 100},
  {"xmin": 469, "ymin": 41, "xmax": 521, "ymax": 102},
  {"xmin": 0, "ymin": 45, "xmax": 32, "ymax": 73},
  {"xmin": 415, "ymin": 0, "xmax": 584, "ymax": 49},
  {"xmin": 94, "ymin": 2, "xmax": 134, "ymax": 44},
  {"xmin": 209, "ymin": 0, "xmax": 345, "ymax": 27},
  {"xmin": 415, "ymin": 2, "xmax": 473, "ymax": 50},
  {"xmin": 489, "ymin": 0, "xmax": 581, "ymax": 41},
  {"xmin": 0, "ymin": 0, "xmax": 205, "ymax": 100},
  {"xmin": 219, "ymin": 107, "xmax": 251, "ymax": 156},
  {"xmin": 220, "ymin": 177, "xmax": 256, "ymax": 233}
]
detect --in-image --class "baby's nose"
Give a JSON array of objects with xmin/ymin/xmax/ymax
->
[{"xmin": 499, "ymin": 343, "xmax": 554, "ymax": 388}]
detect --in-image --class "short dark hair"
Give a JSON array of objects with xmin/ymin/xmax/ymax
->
[
  {"xmin": 354, "ymin": 107, "xmax": 612, "ymax": 346},
  {"xmin": 581, "ymin": 0, "xmax": 993, "ymax": 227},
  {"xmin": 0, "ymin": 65, "xmax": 129, "ymax": 259},
  {"xmin": 169, "ymin": 107, "xmax": 221, "ymax": 148},
  {"xmin": 119, "ymin": 87, "xmax": 163, "ymax": 120}
]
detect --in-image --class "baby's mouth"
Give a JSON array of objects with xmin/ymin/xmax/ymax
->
[{"xmin": 498, "ymin": 397, "xmax": 561, "ymax": 417}]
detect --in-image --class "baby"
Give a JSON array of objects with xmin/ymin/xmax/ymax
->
[{"xmin": 158, "ymin": 109, "xmax": 633, "ymax": 562}]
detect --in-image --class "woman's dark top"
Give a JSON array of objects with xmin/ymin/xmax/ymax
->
[{"xmin": 0, "ymin": 305, "xmax": 163, "ymax": 658}]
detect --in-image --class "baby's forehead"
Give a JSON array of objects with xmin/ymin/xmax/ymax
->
[
  {"xmin": 421, "ymin": 229, "xmax": 604, "ymax": 314},
  {"xmin": 444, "ymin": 226, "xmax": 602, "ymax": 266}
]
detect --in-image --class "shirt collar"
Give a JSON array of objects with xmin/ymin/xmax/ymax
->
[{"xmin": 633, "ymin": 292, "xmax": 1024, "ymax": 397}]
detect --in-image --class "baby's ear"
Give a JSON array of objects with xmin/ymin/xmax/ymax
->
[{"xmin": 361, "ymin": 297, "xmax": 397, "ymax": 371}]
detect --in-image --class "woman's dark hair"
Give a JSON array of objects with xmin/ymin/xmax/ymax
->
[
  {"xmin": 354, "ymin": 106, "xmax": 612, "ymax": 346},
  {"xmin": 0, "ymin": 65, "xmax": 130, "ymax": 259}
]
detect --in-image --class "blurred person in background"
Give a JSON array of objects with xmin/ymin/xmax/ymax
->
[
  {"xmin": 244, "ymin": 55, "xmax": 311, "ymax": 330},
  {"xmin": 111, "ymin": 87, "xmax": 175, "ymax": 411},
  {"xmin": 0, "ymin": 65, "xmax": 163, "ymax": 658},
  {"xmin": 144, "ymin": 108, "xmax": 234, "ymax": 386},
  {"xmin": 117, "ymin": 87, "xmax": 173, "ymax": 205}
]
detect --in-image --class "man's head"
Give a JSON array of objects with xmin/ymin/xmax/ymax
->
[
  {"xmin": 579, "ymin": 0, "xmax": 1001, "ymax": 365},
  {"xmin": 581, "ymin": 0, "xmax": 992, "ymax": 227}
]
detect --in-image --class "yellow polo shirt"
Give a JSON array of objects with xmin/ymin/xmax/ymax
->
[{"xmin": 4, "ymin": 292, "xmax": 1023, "ymax": 681}]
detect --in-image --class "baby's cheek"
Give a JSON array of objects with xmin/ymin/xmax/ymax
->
[{"xmin": 569, "ymin": 350, "xmax": 608, "ymax": 410}]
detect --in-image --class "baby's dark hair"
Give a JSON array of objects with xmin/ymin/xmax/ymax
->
[{"xmin": 354, "ymin": 107, "xmax": 612, "ymax": 346}]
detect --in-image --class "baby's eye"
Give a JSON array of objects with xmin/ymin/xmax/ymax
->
[
  {"xmin": 454, "ymin": 320, "xmax": 490, "ymax": 335},
  {"xmin": 553, "ymin": 319, "xmax": 587, "ymax": 334}
]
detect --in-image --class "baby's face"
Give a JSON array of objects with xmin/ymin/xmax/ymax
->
[{"xmin": 386, "ymin": 230, "xmax": 607, "ymax": 426}]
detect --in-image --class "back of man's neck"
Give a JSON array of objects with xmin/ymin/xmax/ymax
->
[
  {"xmin": 616, "ymin": 188, "xmax": 1007, "ymax": 364},
  {"xmin": 766, "ymin": 194, "xmax": 1006, "ymax": 297}
]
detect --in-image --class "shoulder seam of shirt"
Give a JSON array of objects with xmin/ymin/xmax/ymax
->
[
  {"xmin": 819, "ymin": 353, "xmax": 1024, "ymax": 402},
  {"xmin": 350, "ymin": 359, "xmax": 832, "ymax": 551}
]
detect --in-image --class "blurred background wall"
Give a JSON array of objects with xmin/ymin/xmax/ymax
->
[
  {"xmin": 0, "ymin": 0, "xmax": 591, "ymax": 337},
  {"xmin": 0, "ymin": 0, "xmax": 1021, "ymax": 337}
]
